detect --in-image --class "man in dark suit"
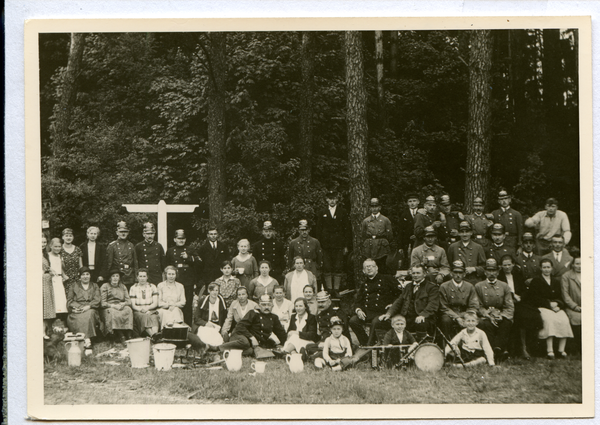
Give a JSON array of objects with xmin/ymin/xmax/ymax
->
[
  {"xmin": 542, "ymin": 234, "xmax": 573, "ymax": 278},
  {"xmin": 251, "ymin": 221, "xmax": 285, "ymax": 284},
  {"xmin": 314, "ymin": 191, "xmax": 351, "ymax": 296},
  {"xmin": 384, "ymin": 264, "xmax": 440, "ymax": 340},
  {"xmin": 397, "ymin": 193, "xmax": 420, "ymax": 267},
  {"xmin": 197, "ymin": 227, "xmax": 229, "ymax": 295},
  {"xmin": 79, "ymin": 226, "xmax": 107, "ymax": 284}
]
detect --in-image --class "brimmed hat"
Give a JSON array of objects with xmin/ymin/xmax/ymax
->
[
  {"xmin": 485, "ymin": 258, "xmax": 499, "ymax": 271},
  {"xmin": 459, "ymin": 221, "xmax": 472, "ymax": 231},
  {"xmin": 143, "ymin": 222, "xmax": 156, "ymax": 233},
  {"xmin": 497, "ymin": 190, "xmax": 510, "ymax": 200},
  {"xmin": 108, "ymin": 268, "xmax": 123, "ymax": 277},
  {"xmin": 316, "ymin": 291, "xmax": 331, "ymax": 301},
  {"xmin": 325, "ymin": 190, "xmax": 339, "ymax": 199},
  {"xmin": 522, "ymin": 232, "xmax": 535, "ymax": 241},
  {"xmin": 79, "ymin": 266, "xmax": 92, "ymax": 275},
  {"xmin": 263, "ymin": 220, "xmax": 274, "ymax": 230},
  {"xmin": 424, "ymin": 195, "xmax": 436, "ymax": 204},
  {"xmin": 473, "ymin": 197, "xmax": 484, "ymax": 206},
  {"xmin": 424, "ymin": 226, "xmax": 436, "ymax": 237},
  {"xmin": 491, "ymin": 223, "xmax": 505, "ymax": 235},
  {"xmin": 116, "ymin": 221, "xmax": 129, "ymax": 231},
  {"xmin": 174, "ymin": 229, "xmax": 186, "ymax": 238},
  {"xmin": 298, "ymin": 219, "xmax": 309, "ymax": 230},
  {"xmin": 452, "ymin": 260, "xmax": 465, "ymax": 272},
  {"xmin": 369, "ymin": 198, "xmax": 381, "ymax": 207},
  {"xmin": 329, "ymin": 316, "xmax": 345, "ymax": 328},
  {"xmin": 440, "ymin": 194, "xmax": 451, "ymax": 206},
  {"xmin": 406, "ymin": 192, "xmax": 419, "ymax": 201}
]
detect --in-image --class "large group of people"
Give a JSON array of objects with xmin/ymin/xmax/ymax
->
[{"xmin": 42, "ymin": 189, "xmax": 580, "ymax": 369}]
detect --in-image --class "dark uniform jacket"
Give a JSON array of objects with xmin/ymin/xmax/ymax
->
[
  {"xmin": 287, "ymin": 312, "xmax": 319, "ymax": 342},
  {"xmin": 397, "ymin": 207, "xmax": 418, "ymax": 251},
  {"xmin": 515, "ymin": 252, "xmax": 542, "ymax": 280},
  {"xmin": 317, "ymin": 304, "xmax": 351, "ymax": 342},
  {"xmin": 465, "ymin": 213, "xmax": 493, "ymax": 247},
  {"xmin": 79, "ymin": 241, "xmax": 107, "ymax": 282},
  {"xmin": 485, "ymin": 243, "xmax": 517, "ymax": 264},
  {"xmin": 286, "ymin": 236, "xmax": 323, "ymax": 276},
  {"xmin": 439, "ymin": 280, "xmax": 480, "ymax": 319},
  {"xmin": 197, "ymin": 240, "xmax": 229, "ymax": 285},
  {"xmin": 135, "ymin": 240, "xmax": 166, "ymax": 284},
  {"xmin": 166, "ymin": 245, "xmax": 201, "ymax": 287},
  {"xmin": 354, "ymin": 273, "xmax": 400, "ymax": 316},
  {"xmin": 231, "ymin": 309, "xmax": 287, "ymax": 348},
  {"xmin": 361, "ymin": 213, "xmax": 393, "ymax": 259},
  {"xmin": 447, "ymin": 240, "xmax": 486, "ymax": 283},
  {"xmin": 475, "ymin": 279, "xmax": 514, "ymax": 321},
  {"xmin": 314, "ymin": 205, "xmax": 352, "ymax": 250},
  {"xmin": 251, "ymin": 238, "xmax": 285, "ymax": 275},
  {"xmin": 492, "ymin": 207, "xmax": 523, "ymax": 247},
  {"xmin": 106, "ymin": 239, "xmax": 138, "ymax": 285},
  {"xmin": 414, "ymin": 212, "xmax": 447, "ymax": 247},
  {"xmin": 388, "ymin": 279, "xmax": 440, "ymax": 319}
]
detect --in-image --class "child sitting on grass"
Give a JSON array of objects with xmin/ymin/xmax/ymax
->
[
  {"xmin": 314, "ymin": 317, "xmax": 352, "ymax": 370},
  {"xmin": 380, "ymin": 314, "xmax": 419, "ymax": 367},
  {"xmin": 444, "ymin": 312, "xmax": 495, "ymax": 367}
]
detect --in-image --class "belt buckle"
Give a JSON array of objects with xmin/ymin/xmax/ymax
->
[
  {"xmin": 178, "ymin": 264, "xmax": 183, "ymax": 268},
  {"xmin": 372, "ymin": 235, "xmax": 376, "ymax": 239}
]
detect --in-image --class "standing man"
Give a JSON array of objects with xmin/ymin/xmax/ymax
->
[
  {"xmin": 135, "ymin": 222, "xmax": 165, "ymax": 285},
  {"xmin": 410, "ymin": 226, "xmax": 450, "ymax": 284},
  {"xmin": 465, "ymin": 196, "xmax": 494, "ymax": 248},
  {"xmin": 492, "ymin": 189, "xmax": 524, "ymax": 252},
  {"xmin": 525, "ymin": 198, "xmax": 572, "ymax": 255},
  {"xmin": 438, "ymin": 260, "xmax": 480, "ymax": 339},
  {"xmin": 486, "ymin": 223, "xmax": 517, "ymax": 264},
  {"xmin": 80, "ymin": 225, "xmax": 107, "ymax": 284},
  {"xmin": 197, "ymin": 227, "xmax": 229, "ymax": 295},
  {"xmin": 397, "ymin": 193, "xmax": 420, "ymax": 264},
  {"xmin": 106, "ymin": 221, "xmax": 138, "ymax": 290},
  {"xmin": 414, "ymin": 195, "xmax": 446, "ymax": 248},
  {"xmin": 383, "ymin": 264, "xmax": 440, "ymax": 340},
  {"xmin": 349, "ymin": 259, "xmax": 399, "ymax": 346},
  {"xmin": 286, "ymin": 219, "xmax": 323, "ymax": 281},
  {"xmin": 252, "ymin": 221, "xmax": 285, "ymax": 284},
  {"xmin": 542, "ymin": 234, "xmax": 573, "ymax": 278},
  {"xmin": 447, "ymin": 221, "xmax": 487, "ymax": 284},
  {"xmin": 361, "ymin": 198, "xmax": 393, "ymax": 274},
  {"xmin": 475, "ymin": 258, "xmax": 514, "ymax": 360},
  {"xmin": 439, "ymin": 194, "xmax": 464, "ymax": 248},
  {"xmin": 166, "ymin": 229, "xmax": 201, "ymax": 326},
  {"xmin": 314, "ymin": 191, "xmax": 352, "ymax": 296},
  {"xmin": 515, "ymin": 232, "xmax": 542, "ymax": 282}
]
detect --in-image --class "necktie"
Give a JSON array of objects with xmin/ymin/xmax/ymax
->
[
  {"xmin": 555, "ymin": 252, "xmax": 560, "ymax": 262},
  {"xmin": 212, "ymin": 242, "xmax": 216, "ymax": 250}
]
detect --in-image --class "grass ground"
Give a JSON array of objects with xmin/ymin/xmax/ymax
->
[{"xmin": 44, "ymin": 339, "xmax": 582, "ymax": 405}]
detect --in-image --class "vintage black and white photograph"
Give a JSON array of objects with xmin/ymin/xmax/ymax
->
[{"xmin": 23, "ymin": 15, "xmax": 593, "ymax": 420}]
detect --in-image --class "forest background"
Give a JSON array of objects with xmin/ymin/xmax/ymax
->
[{"xmin": 40, "ymin": 29, "xmax": 581, "ymax": 271}]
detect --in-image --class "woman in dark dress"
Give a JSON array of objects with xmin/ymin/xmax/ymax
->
[
  {"xmin": 67, "ymin": 267, "xmax": 101, "ymax": 350},
  {"xmin": 498, "ymin": 255, "xmax": 542, "ymax": 359},
  {"xmin": 526, "ymin": 258, "xmax": 573, "ymax": 359}
]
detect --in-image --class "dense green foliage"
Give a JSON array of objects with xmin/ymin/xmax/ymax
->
[{"xmin": 40, "ymin": 30, "xmax": 580, "ymax": 247}]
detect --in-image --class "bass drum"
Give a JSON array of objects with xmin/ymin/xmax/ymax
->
[{"xmin": 413, "ymin": 343, "xmax": 444, "ymax": 372}]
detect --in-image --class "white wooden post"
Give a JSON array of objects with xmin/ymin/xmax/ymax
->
[{"xmin": 122, "ymin": 200, "xmax": 199, "ymax": 251}]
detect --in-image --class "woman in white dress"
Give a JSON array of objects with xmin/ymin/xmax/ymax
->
[
  {"xmin": 157, "ymin": 265, "xmax": 186, "ymax": 326},
  {"xmin": 283, "ymin": 257, "xmax": 317, "ymax": 302},
  {"xmin": 271, "ymin": 285, "xmax": 294, "ymax": 331},
  {"xmin": 48, "ymin": 238, "xmax": 68, "ymax": 317}
]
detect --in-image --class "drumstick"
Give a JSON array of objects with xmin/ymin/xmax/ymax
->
[
  {"xmin": 398, "ymin": 334, "xmax": 430, "ymax": 364},
  {"xmin": 436, "ymin": 326, "xmax": 467, "ymax": 369}
]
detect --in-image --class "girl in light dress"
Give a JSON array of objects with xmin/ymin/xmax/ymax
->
[
  {"xmin": 231, "ymin": 238, "xmax": 259, "ymax": 289},
  {"xmin": 48, "ymin": 238, "xmax": 69, "ymax": 319}
]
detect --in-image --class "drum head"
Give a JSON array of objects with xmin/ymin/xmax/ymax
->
[
  {"xmin": 196, "ymin": 326, "xmax": 224, "ymax": 346},
  {"xmin": 413, "ymin": 343, "xmax": 444, "ymax": 372}
]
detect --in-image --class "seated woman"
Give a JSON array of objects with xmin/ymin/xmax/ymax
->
[
  {"xmin": 214, "ymin": 261, "xmax": 241, "ymax": 308},
  {"xmin": 248, "ymin": 260, "xmax": 278, "ymax": 302},
  {"xmin": 561, "ymin": 256, "xmax": 581, "ymax": 353},
  {"xmin": 527, "ymin": 258, "xmax": 573, "ymax": 359},
  {"xmin": 498, "ymin": 254, "xmax": 542, "ymax": 359},
  {"xmin": 129, "ymin": 268, "xmax": 160, "ymax": 337},
  {"xmin": 302, "ymin": 285, "xmax": 318, "ymax": 316},
  {"xmin": 271, "ymin": 285, "xmax": 294, "ymax": 331},
  {"xmin": 283, "ymin": 257, "xmax": 317, "ymax": 302},
  {"xmin": 282, "ymin": 297, "xmax": 318, "ymax": 359},
  {"xmin": 192, "ymin": 282, "xmax": 228, "ymax": 334},
  {"xmin": 220, "ymin": 286, "xmax": 258, "ymax": 342},
  {"xmin": 157, "ymin": 265, "xmax": 186, "ymax": 326},
  {"xmin": 67, "ymin": 267, "xmax": 101, "ymax": 350},
  {"xmin": 100, "ymin": 269, "xmax": 134, "ymax": 343}
]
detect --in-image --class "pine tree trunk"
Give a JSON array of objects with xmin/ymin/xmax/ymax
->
[
  {"xmin": 375, "ymin": 30, "xmax": 387, "ymax": 129},
  {"xmin": 345, "ymin": 31, "xmax": 370, "ymax": 283},
  {"xmin": 207, "ymin": 33, "xmax": 227, "ymax": 227},
  {"xmin": 51, "ymin": 33, "xmax": 85, "ymax": 178},
  {"xmin": 464, "ymin": 30, "xmax": 493, "ymax": 214},
  {"xmin": 542, "ymin": 29, "xmax": 563, "ymax": 131},
  {"xmin": 389, "ymin": 30, "xmax": 398, "ymax": 76},
  {"xmin": 299, "ymin": 32, "xmax": 315, "ymax": 182}
]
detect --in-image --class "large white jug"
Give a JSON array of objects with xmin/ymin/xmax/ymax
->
[
  {"xmin": 223, "ymin": 349, "xmax": 243, "ymax": 371},
  {"xmin": 286, "ymin": 352, "xmax": 304, "ymax": 373}
]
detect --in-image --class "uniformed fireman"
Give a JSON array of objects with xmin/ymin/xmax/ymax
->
[
  {"xmin": 165, "ymin": 229, "xmax": 201, "ymax": 325},
  {"xmin": 252, "ymin": 221, "xmax": 285, "ymax": 284},
  {"xmin": 465, "ymin": 196, "xmax": 493, "ymax": 248},
  {"xmin": 492, "ymin": 189, "xmax": 523, "ymax": 252},
  {"xmin": 515, "ymin": 232, "xmax": 542, "ymax": 282},
  {"xmin": 439, "ymin": 194, "xmax": 464, "ymax": 248},
  {"xmin": 486, "ymin": 223, "xmax": 517, "ymax": 264},
  {"xmin": 286, "ymin": 219, "xmax": 323, "ymax": 279},
  {"xmin": 361, "ymin": 198, "xmax": 394, "ymax": 274},
  {"xmin": 106, "ymin": 221, "xmax": 138, "ymax": 289},
  {"xmin": 134, "ymin": 222, "xmax": 165, "ymax": 285},
  {"xmin": 414, "ymin": 195, "xmax": 446, "ymax": 248},
  {"xmin": 446, "ymin": 221, "xmax": 487, "ymax": 284}
]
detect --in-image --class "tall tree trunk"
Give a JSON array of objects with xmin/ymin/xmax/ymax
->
[
  {"xmin": 299, "ymin": 32, "xmax": 315, "ymax": 182},
  {"xmin": 375, "ymin": 30, "xmax": 387, "ymax": 129},
  {"xmin": 51, "ymin": 33, "xmax": 85, "ymax": 178},
  {"xmin": 464, "ymin": 30, "xmax": 493, "ymax": 214},
  {"xmin": 389, "ymin": 30, "xmax": 398, "ymax": 76},
  {"xmin": 206, "ymin": 33, "xmax": 227, "ymax": 227},
  {"xmin": 345, "ymin": 31, "xmax": 370, "ymax": 284},
  {"xmin": 542, "ymin": 29, "xmax": 563, "ymax": 132}
]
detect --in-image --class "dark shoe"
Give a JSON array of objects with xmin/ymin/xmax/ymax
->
[
  {"xmin": 547, "ymin": 352, "xmax": 555, "ymax": 360},
  {"xmin": 559, "ymin": 351, "xmax": 567, "ymax": 359},
  {"xmin": 300, "ymin": 347, "xmax": 308, "ymax": 362},
  {"xmin": 522, "ymin": 351, "xmax": 531, "ymax": 360}
]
